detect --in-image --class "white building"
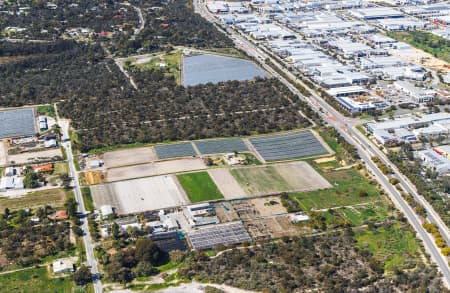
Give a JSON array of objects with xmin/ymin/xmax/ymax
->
[
  {"xmin": 52, "ymin": 259, "xmax": 74, "ymax": 274},
  {"xmin": 394, "ymin": 81, "xmax": 435, "ymax": 103},
  {"xmin": 417, "ymin": 150, "xmax": 450, "ymax": 174}
]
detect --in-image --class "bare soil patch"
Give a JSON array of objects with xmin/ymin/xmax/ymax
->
[
  {"xmin": 208, "ymin": 168, "xmax": 247, "ymax": 199},
  {"xmin": 106, "ymin": 158, "xmax": 206, "ymax": 182},
  {"xmin": 103, "ymin": 147, "xmax": 156, "ymax": 168}
]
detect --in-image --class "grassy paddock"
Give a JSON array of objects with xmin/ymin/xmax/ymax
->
[
  {"xmin": 290, "ymin": 168, "xmax": 380, "ymax": 210},
  {"xmin": 0, "ymin": 188, "xmax": 68, "ymax": 211},
  {"xmin": 177, "ymin": 172, "xmax": 223, "ymax": 203},
  {"xmin": 53, "ymin": 162, "xmax": 69, "ymax": 175},
  {"xmin": 231, "ymin": 166, "xmax": 290, "ymax": 195},
  {"xmin": 0, "ymin": 267, "xmax": 73, "ymax": 293},
  {"xmin": 356, "ymin": 224, "xmax": 421, "ymax": 272}
]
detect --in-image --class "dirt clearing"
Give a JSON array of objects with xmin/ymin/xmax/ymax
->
[
  {"xmin": 106, "ymin": 158, "xmax": 206, "ymax": 182},
  {"xmin": 8, "ymin": 148, "xmax": 63, "ymax": 165},
  {"xmin": 83, "ymin": 171, "xmax": 106, "ymax": 185},
  {"xmin": 103, "ymin": 147, "xmax": 156, "ymax": 168},
  {"xmin": 208, "ymin": 168, "xmax": 247, "ymax": 199},
  {"xmin": 91, "ymin": 175, "xmax": 188, "ymax": 215}
]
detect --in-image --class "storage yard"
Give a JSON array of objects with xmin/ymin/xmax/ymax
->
[
  {"xmin": 249, "ymin": 131, "xmax": 329, "ymax": 161},
  {"xmin": 0, "ymin": 108, "xmax": 36, "ymax": 139},
  {"xmin": 230, "ymin": 161, "xmax": 331, "ymax": 196},
  {"xmin": 91, "ymin": 175, "xmax": 188, "ymax": 214}
]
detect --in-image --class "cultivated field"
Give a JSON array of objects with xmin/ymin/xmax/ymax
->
[
  {"xmin": 91, "ymin": 175, "xmax": 188, "ymax": 214},
  {"xmin": 177, "ymin": 171, "xmax": 224, "ymax": 203},
  {"xmin": 0, "ymin": 188, "xmax": 67, "ymax": 211},
  {"xmin": 194, "ymin": 138, "xmax": 249, "ymax": 155},
  {"xmin": 0, "ymin": 108, "xmax": 36, "ymax": 139},
  {"xmin": 249, "ymin": 131, "xmax": 329, "ymax": 161},
  {"xmin": 8, "ymin": 148, "xmax": 63, "ymax": 165},
  {"xmin": 106, "ymin": 158, "xmax": 206, "ymax": 182},
  {"xmin": 103, "ymin": 147, "xmax": 156, "ymax": 168},
  {"xmin": 230, "ymin": 162, "xmax": 330, "ymax": 196},
  {"xmin": 208, "ymin": 168, "xmax": 247, "ymax": 199},
  {"xmin": 154, "ymin": 142, "xmax": 197, "ymax": 159}
]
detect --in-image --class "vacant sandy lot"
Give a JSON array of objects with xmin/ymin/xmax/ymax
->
[
  {"xmin": 390, "ymin": 47, "xmax": 450, "ymax": 71},
  {"xmin": 0, "ymin": 141, "xmax": 7, "ymax": 166},
  {"xmin": 103, "ymin": 147, "xmax": 156, "ymax": 169},
  {"xmin": 107, "ymin": 158, "xmax": 206, "ymax": 182},
  {"xmin": 208, "ymin": 168, "xmax": 247, "ymax": 199},
  {"xmin": 91, "ymin": 175, "xmax": 188, "ymax": 214},
  {"xmin": 249, "ymin": 197, "xmax": 287, "ymax": 217},
  {"xmin": 275, "ymin": 161, "xmax": 331, "ymax": 191},
  {"xmin": 8, "ymin": 148, "xmax": 63, "ymax": 165}
]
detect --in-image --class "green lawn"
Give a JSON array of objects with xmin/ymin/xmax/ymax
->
[
  {"xmin": 36, "ymin": 105, "xmax": 56, "ymax": 119},
  {"xmin": 356, "ymin": 224, "xmax": 421, "ymax": 272},
  {"xmin": 0, "ymin": 267, "xmax": 73, "ymax": 293},
  {"xmin": 290, "ymin": 168, "xmax": 381, "ymax": 210},
  {"xmin": 177, "ymin": 172, "xmax": 223, "ymax": 203},
  {"xmin": 230, "ymin": 166, "xmax": 291, "ymax": 196},
  {"xmin": 54, "ymin": 162, "xmax": 69, "ymax": 176},
  {"xmin": 338, "ymin": 203, "xmax": 389, "ymax": 226}
]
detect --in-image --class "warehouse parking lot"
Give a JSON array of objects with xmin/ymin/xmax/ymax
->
[{"xmin": 91, "ymin": 175, "xmax": 189, "ymax": 215}]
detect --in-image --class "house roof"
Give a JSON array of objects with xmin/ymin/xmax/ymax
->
[{"xmin": 33, "ymin": 164, "xmax": 53, "ymax": 173}]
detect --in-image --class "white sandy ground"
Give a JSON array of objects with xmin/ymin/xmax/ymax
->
[
  {"xmin": 91, "ymin": 175, "xmax": 188, "ymax": 214},
  {"xmin": 106, "ymin": 158, "xmax": 206, "ymax": 182},
  {"xmin": 208, "ymin": 168, "xmax": 248, "ymax": 199},
  {"xmin": 8, "ymin": 148, "xmax": 62, "ymax": 165},
  {"xmin": 109, "ymin": 282, "xmax": 258, "ymax": 293},
  {"xmin": 103, "ymin": 147, "xmax": 156, "ymax": 169}
]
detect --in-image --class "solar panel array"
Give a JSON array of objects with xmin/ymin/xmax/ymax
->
[
  {"xmin": 0, "ymin": 108, "xmax": 36, "ymax": 139},
  {"xmin": 154, "ymin": 142, "xmax": 197, "ymax": 159},
  {"xmin": 195, "ymin": 138, "xmax": 249, "ymax": 155},
  {"xmin": 187, "ymin": 222, "xmax": 252, "ymax": 250},
  {"xmin": 249, "ymin": 131, "xmax": 328, "ymax": 161}
]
